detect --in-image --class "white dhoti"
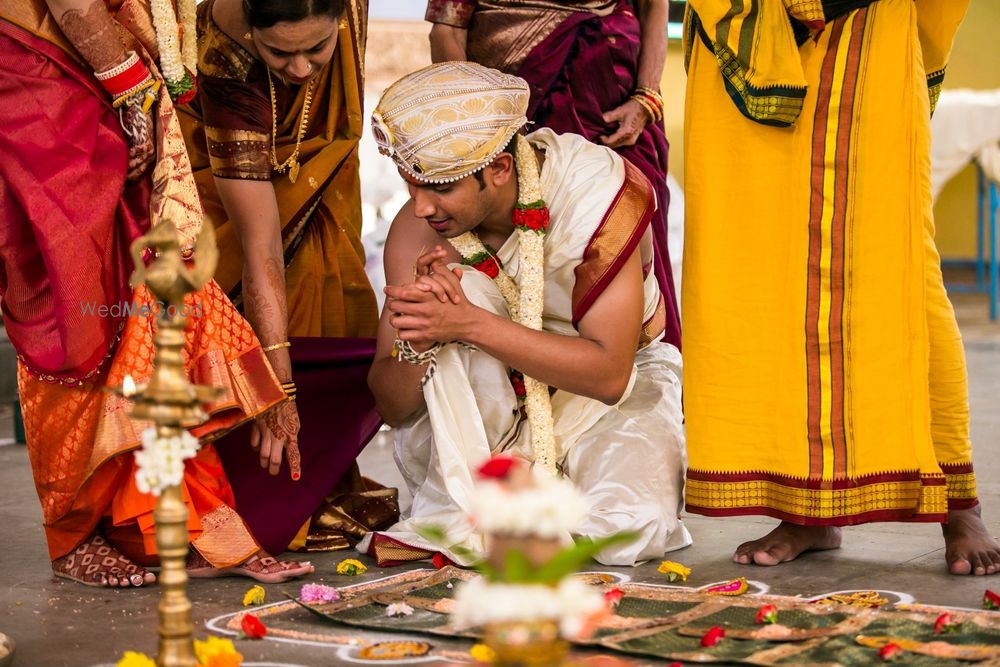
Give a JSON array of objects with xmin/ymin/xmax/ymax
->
[{"xmin": 360, "ymin": 269, "xmax": 691, "ymax": 566}]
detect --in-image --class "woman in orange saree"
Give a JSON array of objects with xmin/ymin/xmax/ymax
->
[
  {"xmin": 0, "ymin": 0, "xmax": 312, "ymax": 586},
  {"xmin": 178, "ymin": 0, "xmax": 398, "ymax": 555}
]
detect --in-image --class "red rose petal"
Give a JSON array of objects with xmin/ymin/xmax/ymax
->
[
  {"xmin": 700, "ymin": 626, "xmax": 725, "ymax": 647},
  {"xmin": 477, "ymin": 455, "xmax": 517, "ymax": 479},
  {"xmin": 241, "ymin": 613, "xmax": 267, "ymax": 639},
  {"xmin": 878, "ymin": 643, "xmax": 902, "ymax": 661},
  {"xmin": 985, "ymin": 589, "xmax": 1000, "ymax": 610},
  {"xmin": 755, "ymin": 604, "xmax": 778, "ymax": 624}
]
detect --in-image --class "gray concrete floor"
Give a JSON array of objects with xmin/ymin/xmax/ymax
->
[{"xmin": 1, "ymin": 289, "xmax": 998, "ymax": 667}]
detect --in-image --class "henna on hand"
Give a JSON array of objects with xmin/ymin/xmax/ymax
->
[
  {"xmin": 260, "ymin": 400, "xmax": 301, "ymax": 477},
  {"xmin": 55, "ymin": 1, "xmax": 127, "ymax": 72},
  {"xmin": 244, "ymin": 256, "xmax": 291, "ymax": 372}
]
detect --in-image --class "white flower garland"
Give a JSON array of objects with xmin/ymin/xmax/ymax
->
[
  {"xmin": 150, "ymin": 0, "xmax": 197, "ymax": 99},
  {"xmin": 134, "ymin": 426, "xmax": 201, "ymax": 496},
  {"xmin": 452, "ymin": 577, "xmax": 605, "ymax": 639},
  {"xmin": 447, "ymin": 135, "xmax": 557, "ymax": 474}
]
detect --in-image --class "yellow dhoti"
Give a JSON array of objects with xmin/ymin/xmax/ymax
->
[{"xmin": 682, "ymin": 0, "xmax": 976, "ymax": 524}]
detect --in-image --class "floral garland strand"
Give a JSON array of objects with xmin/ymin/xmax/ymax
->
[
  {"xmin": 448, "ymin": 235, "xmax": 519, "ymax": 321},
  {"xmin": 133, "ymin": 426, "xmax": 201, "ymax": 496},
  {"xmin": 150, "ymin": 0, "xmax": 198, "ymax": 103},
  {"xmin": 446, "ymin": 135, "xmax": 557, "ymax": 474}
]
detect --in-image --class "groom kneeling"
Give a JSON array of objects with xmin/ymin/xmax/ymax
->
[{"xmin": 360, "ymin": 62, "xmax": 690, "ymax": 567}]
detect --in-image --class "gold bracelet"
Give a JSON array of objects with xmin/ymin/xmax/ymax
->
[{"xmin": 263, "ymin": 341, "xmax": 291, "ymax": 352}]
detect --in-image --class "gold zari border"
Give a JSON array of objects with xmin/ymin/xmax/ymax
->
[
  {"xmin": 686, "ymin": 477, "xmax": 948, "ymax": 521},
  {"xmin": 205, "ymin": 126, "xmax": 271, "ymax": 181},
  {"xmin": 191, "ymin": 504, "xmax": 259, "ymax": 568},
  {"xmin": 944, "ymin": 471, "xmax": 977, "ymax": 500}
]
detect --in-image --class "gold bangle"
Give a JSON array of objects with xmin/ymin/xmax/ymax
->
[
  {"xmin": 631, "ymin": 94, "xmax": 660, "ymax": 123},
  {"xmin": 263, "ymin": 341, "xmax": 291, "ymax": 352},
  {"xmin": 636, "ymin": 85, "xmax": 663, "ymax": 103}
]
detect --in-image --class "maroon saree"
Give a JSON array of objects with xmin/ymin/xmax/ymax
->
[{"xmin": 214, "ymin": 337, "xmax": 395, "ymax": 556}]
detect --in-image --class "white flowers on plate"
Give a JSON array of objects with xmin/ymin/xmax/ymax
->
[{"xmin": 385, "ymin": 602, "xmax": 414, "ymax": 617}]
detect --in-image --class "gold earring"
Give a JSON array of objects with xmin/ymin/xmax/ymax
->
[{"xmin": 243, "ymin": 31, "xmax": 252, "ymax": 41}]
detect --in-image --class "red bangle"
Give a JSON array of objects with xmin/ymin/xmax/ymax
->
[{"xmin": 95, "ymin": 53, "xmax": 151, "ymax": 98}]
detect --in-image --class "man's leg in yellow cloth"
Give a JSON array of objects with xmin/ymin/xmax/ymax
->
[{"xmin": 924, "ymin": 205, "xmax": 1000, "ymax": 576}]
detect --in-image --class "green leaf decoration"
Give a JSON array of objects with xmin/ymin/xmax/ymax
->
[
  {"xmin": 415, "ymin": 524, "xmax": 450, "ymax": 544},
  {"xmin": 502, "ymin": 549, "xmax": 535, "ymax": 584},
  {"xmin": 533, "ymin": 533, "xmax": 639, "ymax": 585}
]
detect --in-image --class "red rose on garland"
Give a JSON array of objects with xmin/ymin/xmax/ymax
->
[
  {"xmin": 175, "ymin": 78, "xmax": 198, "ymax": 105},
  {"xmin": 509, "ymin": 370, "xmax": 526, "ymax": 399},
  {"xmin": 240, "ymin": 613, "xmax": 267, "ymax": 639},
  {"xmin": 472, "ymin": 256, "xmax": 500, "ymax": 279},
  {"xmin": 984, "ymin": 589, "xmax": 1000, "ymax": 610},
  {"xmin": 513, "ymin": 206, "xmax": 549, "ymax": 233}
]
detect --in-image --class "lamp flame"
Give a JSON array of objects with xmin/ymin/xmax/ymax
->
[{"xmin": 122, "ymin": 375, "xmax": 136, "ymax": 398}]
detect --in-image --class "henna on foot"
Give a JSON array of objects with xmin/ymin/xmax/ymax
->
[
  {"xmin": 51, "ymin": 533, "xmax": 156, "ymax": 587},
  {"xmin": 733, "ymin": 522, "xmax": 842, "ymax": 566},
  {"xmin": 943, "ymin": 506, "xmax": 1000, "ymax": 576}
]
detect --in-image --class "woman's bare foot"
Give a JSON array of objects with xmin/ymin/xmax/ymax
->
[
  {"xmin": 943, "ymin": 506, "xmax": 1000, "ymax": 575},
  {"xmin": 733, "ymin": 522, "xmax": 842, "ymax": 566},
  {"xmin": 52, "ymin": 533, "xmax": 156, "ymax": 587},
  {"xmin": 186, "ymin": 549, "xmax": 314, "ymax": 584}
]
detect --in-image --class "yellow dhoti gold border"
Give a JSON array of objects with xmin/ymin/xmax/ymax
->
[{"xmin": 685, "ymin": 470, "xmax": 948, "ymax": 526}]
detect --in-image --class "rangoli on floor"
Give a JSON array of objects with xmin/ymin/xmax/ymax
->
[{"xmin": 205, "ymin": 568, "xmax": 1000, "ymax": 665}]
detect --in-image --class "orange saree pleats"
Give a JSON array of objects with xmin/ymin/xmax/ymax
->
[{"xmin": 21, "ymin": 283, "xmax": 284, "ymax": 563}]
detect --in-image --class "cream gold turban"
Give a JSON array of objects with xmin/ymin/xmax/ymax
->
[{"xmin": 371, "ymin": 62, "xmax": 530, "ymax": 183}]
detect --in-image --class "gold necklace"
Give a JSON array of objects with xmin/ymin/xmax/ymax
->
[{"xmin": 267, "ymin": 69, "xmax": 316, "ymax": 183}]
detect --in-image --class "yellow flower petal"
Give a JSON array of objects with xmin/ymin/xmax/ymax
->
[
  {"xmin": 657, "ymin": 560, "xmax": 691, "ymax": 582},
  {"xmin": 336, "ymin": 558, "xmax": 368, "ymax": 575},
  {"xmin": 194, "ymin": 636, "xmax": 243, "ymax": 666},
  {"xmin": 242, "ymin": 584, "xmax": 265, "ymax": 607},
  {"xmin": 469, "ymin": 643, "xmax": 497, "ymax": 663},
  {"xmin": 116, "ymin": 652, "xmax": 157, "ymax": 667}
]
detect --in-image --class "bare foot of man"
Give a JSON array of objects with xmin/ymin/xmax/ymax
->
[
  {"xmin": 943, "ymin": 506, "xmax": 1000, "ymax": 575},
  {"xmin": 733, "ymin": 522, "xmax": 842, "ymax": 566},
  {"xmin": 187, "ymin": 549, "xmax": 314, "ymax": 583},
  {"xmin": 52, "ymin": 533, "xmax": 156, "ymax": 587}
]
